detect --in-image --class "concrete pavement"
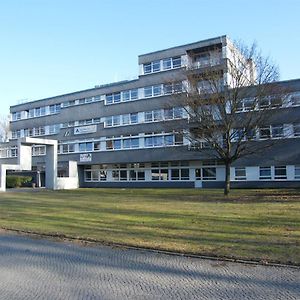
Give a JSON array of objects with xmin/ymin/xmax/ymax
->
[{"xmin": 0, "ymin": 233, "xmax": 299, "ymax": 300}]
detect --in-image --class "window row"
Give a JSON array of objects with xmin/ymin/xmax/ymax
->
[
  {"xmin": 104, "ymin": 82, "xmax": 183, "ymax": 105},
  {"xmin": 231, "ymin": 123, "xmax": 300, "ymax": 141},
  {"xmin": 62, "ymin": 118, "xmax": 101, "ymax": 128},
  {"xmin": 234, "ymin": 166, "xmax": 300, "ymax": 180},
  {"xmin": 62, "ymin": 96, "xmax": 101, "ymax": 107},
  {"xmin": 104, "ymin": 107, "xmax": 186, "ymax": 128},
  {"xmin": 0, "ymin": 147, "xmax": 18, "ymax": 158},
  {"xmin": 236, "ymin": 93, "xmax": 300, "ymax": 112},
  {"xmin": 144, "ymin": 82, "xmax": 183, "ymax": 98},
  {"xmin": 12, "ymin": 104, "xmax": 61, "ymax": 121},
  {"xmin": 58, "ymin": 133, "xmax": 185, "ymax": 154},
  {"xmin": 143, "ymin": 56, "xmax": 182, "ymax": 75},
  {"xmin": 85, "ymin": 167, "xmax": 217, "ymax": 182},
  {"xmin": 105, "ymin": 89, "xmax": 138, "ymax": 105},
  {"xmin": 11, "ymin": 124, "xmax": 60, "ymax": 139}
]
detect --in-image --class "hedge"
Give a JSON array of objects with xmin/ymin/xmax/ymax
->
[{"xmin": 6, "ymin": 176, "xmax": 33, "ymax": 188}]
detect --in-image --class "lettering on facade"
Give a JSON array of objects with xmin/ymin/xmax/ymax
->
[
  {"xmin": 74, "ymin": 125, "xmax": 97, "ymax": 135},
  {"xmin": 80, "ymin": 153, "xmax": 92, "ymax": 162}
]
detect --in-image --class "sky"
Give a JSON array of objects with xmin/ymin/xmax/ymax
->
[{"xmin": 0, "ymin": 0, "xmax": 299, "ymax": 115}]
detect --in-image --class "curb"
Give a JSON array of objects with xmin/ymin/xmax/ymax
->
[{"xmin": 1, "ymin": 227, "xmax": 299, "ymax": 269}]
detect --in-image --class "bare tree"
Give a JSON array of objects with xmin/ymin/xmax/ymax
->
[
  {"xmin": 172, "ymin": 41, "xmax": 287, "ymax": 195},
  {"xmin": 0, "ymin": 114, "xmax": 10, "ymax": 143}
]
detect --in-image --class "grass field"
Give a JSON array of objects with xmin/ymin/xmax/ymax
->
[{"xmin": 0, "ymin": 188, "xmax": 299, "ymax": 264}]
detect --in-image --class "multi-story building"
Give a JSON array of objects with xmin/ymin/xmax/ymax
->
[{"xmin": 1, "ymin": 35, "xmax": 300, "ymax": 188}]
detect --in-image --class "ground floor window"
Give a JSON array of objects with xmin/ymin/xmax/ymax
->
[
  {"xmin": 259, "ymin": 167, "xmax": 271, "ymax": 180},
  {"xmin": 195, "ymin": 167, "xmax": 216, "ymax": 180},
  {"xmin": 295, "ymin": 166, "xmax": 300, "ymax": 179},
  {"xmin": 234, "ymin": 167, "xmax": 246, "ymax": 180},
  {"xmin": 274, "ymin": 166, "xmax": 287, "ymax": 180}
]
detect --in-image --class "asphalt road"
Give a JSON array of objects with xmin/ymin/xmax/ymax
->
[{"xmin": 0, "ymin": 233, "xmax": 299, "ymax": 300}]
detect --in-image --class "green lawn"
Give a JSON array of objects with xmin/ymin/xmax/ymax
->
[{"xmin": 0, "ymin": 188, "xmax": 299, "ymax": 264}]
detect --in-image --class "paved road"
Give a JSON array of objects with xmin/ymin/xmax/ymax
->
[{"xmin": 0, "ymin": 233, "xmax": 299, "ymax": 300}]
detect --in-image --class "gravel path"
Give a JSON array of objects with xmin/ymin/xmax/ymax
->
[{"xmin": 0, "ymin": 233, "xmax": 299, "ymax": 300}]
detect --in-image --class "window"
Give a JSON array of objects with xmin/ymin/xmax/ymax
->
[
  {"xmin": 120, "ymin": 170, "xmax": 127, "ymax": 181},
  {"xmin": 174, "ymin": 107, "xmax": 183, "ymax": 119},
  {"xmin": 123, "ymin": 138, "xmax": 139, "ymax": 149},
  {"xmin": 32, "ymin": 146, "xmax": 46, "ymax": 156},
  {"xmin": 122, "ymin": 89, "xmax": 138, "ymax": 101},
  {"xmin": 171, "ymin": 169, "xmax": 189, "ymax": 180},
  {"xmin": 112, "ymin": 115, "xmax": 120, "ymax": 126},
  {"xmin": 113, "ymin": 139, "xmax": 121, "ymax": 150},
  {"xmin": 94, "ymin": 142, "xmax": 101, "ymax": 151},
  {"xmin": 291, "ymin": 94, "xmax": 300, "ymax": 106},
  {"xmin": 122, "ymin": 114, "xmax": 130, "ymax": 125},
  {"xmin": 144, "ymin": 111, "xmax": 153, "ymax": 122},
  {"xmin": 49, "ymin": 124, "xmax": 60, "ymax": 134},
  {"xmin": 144, "ymin": 85, "xmax": 162, "ymax": 98},
  {"xmin": 34, "ymin": 126, "xmax": 45, "ymax": 136},
  {"xmin": 29, "ymin": 109, "xmax": 35, "ymax": 118},
  {"xmin": 49, "ymin": 104, "xmax": 61, "ymax": 114},
  {"xmin": 270, "ymin": 96, "xmax": 282, "ymax": 108},
  {"xmin": 237, "ymin": 99, "xmax": 255, "ymax": 112},
  {"xmin": 131, "ymin": 138, "xmax": 139, "ymax": 148},
  {"xmin": 130, "ymin": 89, "xmax": 138, "ymax": 100},
  {"xmin": 112, "ymin": 170, "xmax": 120, "ymax": 181},
  {"xmin": 259, "ymin": 98, "xmax": 270, "ymax": 109},
  {"xmin": 163, "ymin": 82, "xmax": 183, "ymax": 95},
  {"xmin": 195, "ymin": 168, "xmax": 216, "ymax": 180},
  {"xmin": 271, "ymin": 125, "xmax": 284, "ymax": 138},
  {"xmin": 153, "ymin": 85, "xmax": 162, "ymax": 96},
  {"xmin": 181, "ymin": 169, "xmax": 189, "ymax": 180},
  {"xmin": 85, "ymin": 170, "xmax": 92, "ymax": 181},
  {"xmin": 40, "ymin": 107, "xmax": 46, "ymax": 116},
  {"xmin": 163, "ymin": 83, "xmax": 173, "ymax": 95},
  {"xmin": 105, "ymin": 117, "xmax": 112, "ymax": 127},
  {"xmin": 10, "ymin": 147, "xmax": 18, "ymax": 157},
  {"xmin": 12, "ymin": 112, "xmax": 21, "ymax": 121},
  {"xmin": 130, "ymin": 113, "xmax": 138, "ymax": 124},
  {"xmin": 144, "ymin": 86, "xmax": 153, "ymax": 98},
  {"xmin": 274, "ymin": 166, "xmax": 287, "ymax": 179},
  {"xmin": 143, "ymin": 63, "xmax": 152, "ymax": 74},
  {"xmin": 105, "ymin": 92, "xmax": 121, "ymax": 104},
  {"xmin": 164, "ymin": 109, "xmax": 173, "ymax": 120},
  {"xmin": 152, "ymin": 60, "xmax": 160, "ymax": 72},
  {"xmin": 106, "ymin": 140, "xmax": 113, "ymax": 150},
  {"xmin": 260, "ymin": 127, "xmax": 271, "ymax": 139},
  {"xmin": 79, "ymin": 142, "xmax": 93, "ymax": 152},
  {"xmin": 293, "ymin": 124, "xmax": 300, "ymax": 137},
  {"xmin": 259, "ymin": 167, "xmax": 271, "ymax": 180},
  {"xmin": 235, "ymin": 167, "xmax": 246, "ymax": 180},
  {"xmin": 172, "ymin": 56, "xmax": 181, "ymax": 68},
  {"xmin": 122, "ymin": 90, "xmax": 130, "ymax": 101},
  {"xmin": 174, "ymin": 133, "xmax": 183, "ymax": 145},
  {"xmin": 202, "ymin": 168, "xmax": 216, "ymax": 180},
  {"xmin": 62, "ymin": 144, "xmax": 75, "ymax": 153},
  {"xmin": 295, "ymin": 166, "xmax": 300, "ymax": 179},
  {"xmin": 35, "ymin": 107, "xmax": 41, "ymax": 117},
  {"xmin": 163, "ymin": 58, "xmax": 172, "ymax": 70},
  {"xmin": 153, "ymin": 110, "xmax": 163, "ymax": 121}
]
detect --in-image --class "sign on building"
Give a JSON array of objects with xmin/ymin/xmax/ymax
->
[
  {"xmin": 74, "ymin": 125, "xmax": 97, "ymax": 135},
  {"xmin": 80, "ymin": 153, "xmax": 92, "ymax": 162}
]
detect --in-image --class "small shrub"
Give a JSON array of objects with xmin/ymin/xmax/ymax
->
[{"xmin": 6, "ymin": 176, "xmax": 32, "ymax": 188}]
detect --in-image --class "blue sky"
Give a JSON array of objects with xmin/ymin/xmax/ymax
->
[{"xmin": 0, "ymin": 0, "xmax": 299, "ymax": 115}]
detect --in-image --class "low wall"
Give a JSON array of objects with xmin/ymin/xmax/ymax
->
[{"xmin": 56, "ymin": 177, "xmax": 79, "ymax": 190}]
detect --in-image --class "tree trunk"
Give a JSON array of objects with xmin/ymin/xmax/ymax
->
[{"xmin": 224, "ymin": 162, "xmax": 231, "ymax": 196}]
